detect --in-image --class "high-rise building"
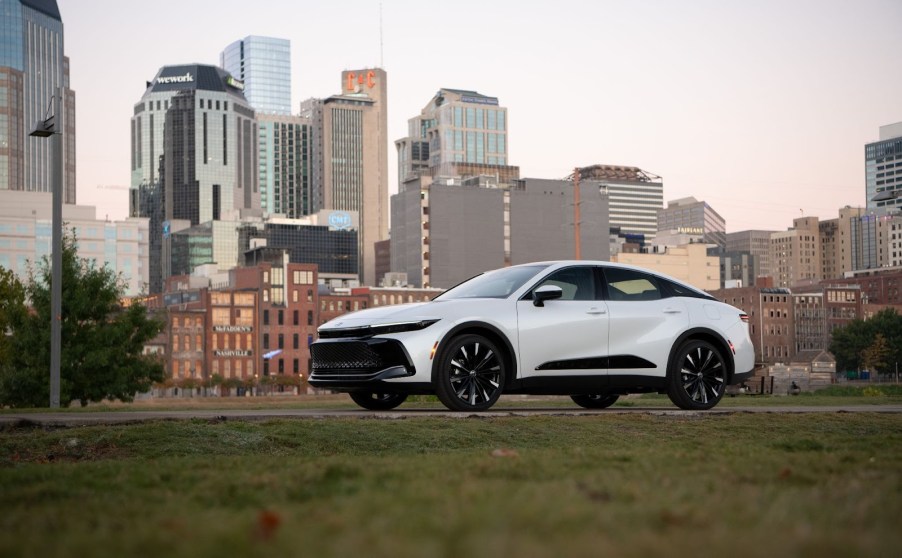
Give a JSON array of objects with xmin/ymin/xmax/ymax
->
[
  {"xmin": 770, "ymin": 217, "xmax": 821, "ymax": 288},
  {"xmin": 720, "ymin": 252, "xmax": 759, "ymax": 289},
  {"xmin": 726, "ymin": 230, "xmax": 775, "ymax": 279},
  {"xmin": 257, "ymin": 114, "xmax": 313, "ymax": 218},
  {"xmin": 0, "ymin": 191, "xmax": 149, "ymax": 295},
  {"xmin": 574, "ymin": 165, "xmax": 663, "ymax": 239},
  {"xmin": 130, "ymin": 64, "xmax": 259, "ymax": 292},
  {"xmin": 395, "ymin": 88, "xmax": 509, "ymax": 188},
  {"xmin": 656, "ymin": 196, "xmax": 726, "ymax": 250},
  {"xmin": 0, "ymin": 0, "xmax": 75, "ymax": 203},
  {"xmin": 866, "ymin": 122, "xmax": 902, "ymax": 211},
  {"xmin": 301, "ymin": 68, "xmax": 389, "ymax": 286},
  {"xmin": 220, "ymin": 36, "xmax": 291, "ymax": 116},
  {"xmin": 391, "ymin": 175, "xmax": 609, "ymax": 289},
  {"xmin": 220, "ymin": 37, "xmax": 310, "ymax": 220}
]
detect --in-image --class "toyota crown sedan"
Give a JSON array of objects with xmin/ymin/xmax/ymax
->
[{"xmin": 309, "ymin": 261, "xmax": 755, "ymax": 412}]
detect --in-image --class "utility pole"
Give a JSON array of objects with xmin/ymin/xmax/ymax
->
[{"xmin": 29, "ymin": 87, "xmax": 62, "ymax": 408}]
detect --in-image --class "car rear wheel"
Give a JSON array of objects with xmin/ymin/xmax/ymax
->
[
  {"xmin": 349, "ymin": 391, "xmax": 408, "ymax": 411},
  {"xmin": 570, "ymin": 394, "xmax": 619, "ymax": 409},
  {"xmin": 435, "ymin": 334, "xmax": 506, "ymax": 412},
  {"xmin": 667, "ymin": 339, "xmax": 727, "ymax": 410}
]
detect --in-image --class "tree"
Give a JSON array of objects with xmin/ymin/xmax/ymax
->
[
  {"xmin": 0, "ymin": 231, "xmax": 165, "ymax": 407},
  {"xmin": 0, "ymin": 267, "xmax": 27, "ymax": 365},
  {"xmin": 861, "ymin": 333, "xmax": 891, "ymax": 376},
  {"xmin": 830, "ymin": 309, "xmax": 902, "ymax": 375}
]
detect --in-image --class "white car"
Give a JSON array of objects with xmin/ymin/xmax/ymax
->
[{"xmin": 309, "ymin": 261, "xmax": 755, "ymax": 412}]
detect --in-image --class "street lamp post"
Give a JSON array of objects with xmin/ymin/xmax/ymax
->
[{"xmin": 29, "ymin": 86, "xmax": 63, "ymax": 409}]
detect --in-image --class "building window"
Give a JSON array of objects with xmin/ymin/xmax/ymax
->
[
  {"xmin": 263, "ymin": 310, "xmax": 269, "ymax": 325},
  {"xmin": 278, "ymin": 334, "xmax": 284, "ymax": 349},
  {"xmin": 293, "ymin": 310, "xmax": 299, "ymax": 326},
  {"xmin": 307, "ymin": 311, "xmax": 313, "ymax": 326},
  {"xmin": 278, "ymin": 310, "xmax": 284, "ymax": 326},
  {"xmin": 293, "ymin": 333, "xmax": 299, "ymax": 349},
  {"xmin": 263, "ymin": 334, "xmax": 269, "ymax": 349}
]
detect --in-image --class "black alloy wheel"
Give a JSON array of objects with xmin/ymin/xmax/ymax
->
[
  {"xmin": 667, "ymin": 339, "xmax": 727, "ymax": 410},
  {"xmin": 435, "ymin": 334, "xmax": 506, "ymax": 412},
  {"xmin": 570, "ymin": 394, "xmax": 620, "ymax": 409},
  {"xmin": 349, "ymin": 391, "xmax": 408, "ymax": 411}
]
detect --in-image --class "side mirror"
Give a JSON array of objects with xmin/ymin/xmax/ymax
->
[{"xmin": 533, "ymin": 285, "xmax": 563, "ymax": 307}]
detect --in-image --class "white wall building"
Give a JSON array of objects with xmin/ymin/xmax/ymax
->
[{"xmin": 0, "ymin": 191, "xmax": 150, "ymax": 295}]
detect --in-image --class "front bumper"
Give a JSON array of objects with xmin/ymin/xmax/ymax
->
[{"xmin": 308, "ymin": 337, "xmax": 416, "ymax": 390}]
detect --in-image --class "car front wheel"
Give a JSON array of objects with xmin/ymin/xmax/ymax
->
[
  {"xmin": 667, "ymin": 339, "xmax": 727, "ymax": 410},
  {"xmin": 435, "ymin": 334, "xmax": 506, "ymax": 412},
  {"xmin": 349, "ymin": 391, "xmax": 408, "ymax": 411},
  {"xmin": 570, "ymin": 394, "xmax": 619, "ymax": 409}
]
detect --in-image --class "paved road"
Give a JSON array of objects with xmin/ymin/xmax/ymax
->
[{"xmin": 3, "ymin": 405, "xmax": 901, "ymax": 427}]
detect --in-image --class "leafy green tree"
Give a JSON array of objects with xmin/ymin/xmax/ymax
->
[
  {"xmin": 0, "ymin": 267, "xmax": 27, "ymax": 366},
  {"xmin": 0, "ymin": 231, "xmax": 165, "ymax": 407},
  {"xmin": 830, "ymin": 309, "xmax": 902, "ymax": 375}
]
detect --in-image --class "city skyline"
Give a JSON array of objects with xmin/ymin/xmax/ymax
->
[{"xmin": 62, "ymin": 0, "xmax": 902, "ymax": 232}]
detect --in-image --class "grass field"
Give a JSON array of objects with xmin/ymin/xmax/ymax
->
[
  {"xmin": 5, "ymin": 384, "xmax": 902, "ymax": 413},
  {"xmin": 2, "ymin": 411, "xmax": 901, "ymax": 558}
]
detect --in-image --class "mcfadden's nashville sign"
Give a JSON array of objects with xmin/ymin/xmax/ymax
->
[
  {"xmin": 213, "ymin": 325, "xmax": 253, "ymax": 333},
  {"xmin": 214, "ymin": 350, "xmax": 252, "ymax": 357}
]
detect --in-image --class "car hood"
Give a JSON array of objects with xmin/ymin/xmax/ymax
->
[{"xmin": 319, "ymin": 302, "xmax": 434, "ymax": 330}]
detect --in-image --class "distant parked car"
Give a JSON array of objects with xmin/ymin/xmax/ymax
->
[{"xmin": 309, "ymin": 261, "xmax": 755, "ymax": 412}]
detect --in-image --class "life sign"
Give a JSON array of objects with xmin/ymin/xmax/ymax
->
[{"xmin": 345, "ymin": 70, "xmax": 376, "ymax": 92}]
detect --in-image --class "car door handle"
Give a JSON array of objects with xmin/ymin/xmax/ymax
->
[
  {"xmin": 586, "ymin": 308, "xmax": 607, "ymax": 315},
  {"xmin": 663, "ymin": 308, "xmax": 683, "ymax": 314}
]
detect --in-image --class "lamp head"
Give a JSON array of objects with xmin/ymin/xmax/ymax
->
[{"xmin": 29, "ymin": 115, "xmax": 56, "ymax": 137}]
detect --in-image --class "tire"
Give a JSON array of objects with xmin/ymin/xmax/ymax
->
[
  {"xmin": 570, "ymin": 394, "xmax": 619, "ymax": 409},
  {"xmin": 667, "ymin": 339, "xmax": 727, "ymax": 410},
  {"xmin": 434, "ymin": 334, "xmax": 506, "ymax": 412},
  {"xmin": 349, "ymin": 391, "xmax": 408, "ymax": 411}
]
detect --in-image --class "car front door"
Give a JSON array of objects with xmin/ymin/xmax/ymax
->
[{"xmin": 516, "ymin": 266, "xmax": 609, "ymax": 379}]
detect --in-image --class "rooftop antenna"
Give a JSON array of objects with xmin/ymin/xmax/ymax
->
[{"xmin": 379, "ymin": 1, "xmax": 384, "ymax": 67}]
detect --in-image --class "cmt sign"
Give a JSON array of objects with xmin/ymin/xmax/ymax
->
[{"xmin": 345, "ymin": 70, "xmax": 376, "ymax": 92}]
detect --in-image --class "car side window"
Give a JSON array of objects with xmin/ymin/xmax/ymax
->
[
  {"xmin": 532, "ymin": 267, "xmax": 597, "ymax": 301},
  {"xmin": 603, "ymin": 268, "xmax": 662, "ymax": 302}
]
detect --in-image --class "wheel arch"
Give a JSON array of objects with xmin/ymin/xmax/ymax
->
[
  {"xmin": 430, "ymin": 321, "xmax": 517, "ymax": 384},
  {"xmin": 666, "ymin": 328, "xmax": 735, "ymax": 382}
]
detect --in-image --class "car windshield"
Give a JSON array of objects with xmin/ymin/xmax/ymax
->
[{"xmin": 435, "ymin": 265, "xmax": 549, "ymax": 300}]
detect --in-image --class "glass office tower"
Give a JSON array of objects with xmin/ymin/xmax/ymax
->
[
  {"xmin": 257, "ymin": 114, "xmax": 313, "ymax": 218},
  {"xmin": 130, "ymin": 63, "xmax": 259, "ymax": 292},
  {"xmin": 0, "ymin": 0, "xmax": 76, "ymax": 202},
  {"xmin": 395, "ymin": 89, "xmax": 508, "ymax": 188},
  {"xmin": 220, "ymin": 36, "xmax": 291, "ymax": 116},
  {"xmin": 220, "ymin": 37, "xmax": 310, "ymax": 219}
]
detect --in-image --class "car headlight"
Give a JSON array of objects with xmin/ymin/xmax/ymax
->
[
  {"xmin": 319, "ymin": 319, "xmax": 440, "ymax": 339},
  {"xmin": 368, "ymin": 319, "xmax": 440, "ymax": 335}
]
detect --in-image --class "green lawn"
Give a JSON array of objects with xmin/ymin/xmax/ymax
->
[
  {"xmin": 5, "ymin": 384, "xmax": 902, "ymax": 413},
  {"xmin": 1, "ymin": 413, "xmax": 900, "ymax": 557}
]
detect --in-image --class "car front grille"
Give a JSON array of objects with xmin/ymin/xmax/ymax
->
[{"xmin": 310, "ymin": 341, "xmax": 383, "ymax": 374}]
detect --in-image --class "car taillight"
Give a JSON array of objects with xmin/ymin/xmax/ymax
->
[{"xmin": 739, "ymin": 313, "xmax": 749, "ymax": 323}]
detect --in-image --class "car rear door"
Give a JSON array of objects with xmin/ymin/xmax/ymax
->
[{"xmin": 601, "ymin": 267, "xmax": 689, "ymax": 380}]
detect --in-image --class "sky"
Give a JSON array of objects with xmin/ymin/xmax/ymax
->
[{"xmin": 63, "ymin": 0, "xmax": 902, "ymax": 233}]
